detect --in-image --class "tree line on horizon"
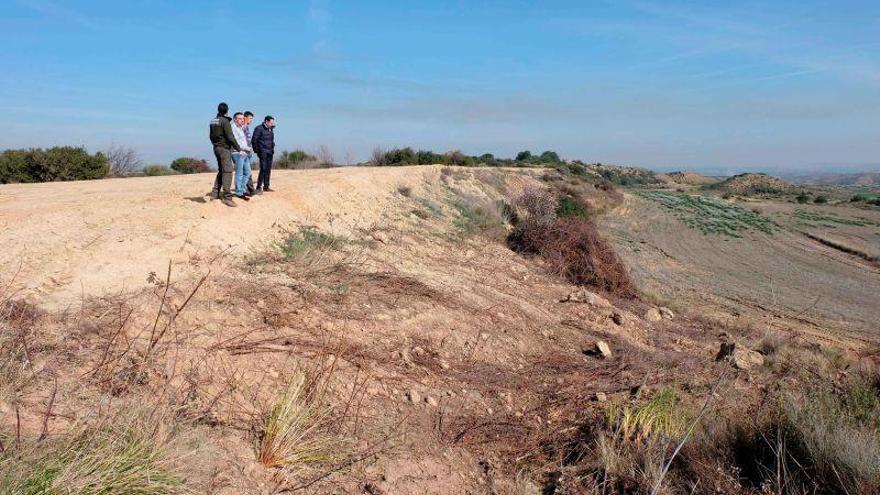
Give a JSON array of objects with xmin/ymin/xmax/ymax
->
[{"xmin": 0, "ymin": 145, "xmax": 601, "ymax": 184}]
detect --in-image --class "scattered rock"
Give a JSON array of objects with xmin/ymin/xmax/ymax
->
[
  {"xmin": 562, "ymin": 289, "xmax": 612, "ymax": 308},
  {"xmin": 611, "ymin": 313, "xmax": 624, "ymax": 326},
  {"xmin": 412, "ymin": 346, "xmax": 426, "ymax": 357},
  {"xmin": 425, "ymin": 396, "xmax": 439, "ymax": 407},
  {"xmin": 659, "ymin": 307, "xmax": 675, "ymax": 320},
  {"xmin": 644, "ymin": 308, "xmax": 663, "ymax": 322},
  {"xmin": 595, "ymin": 340, "xmax": 612, "ymax": 358},
  {"xmin": 716, "ymin": 342, "xmax": 764, "ymax": 370},
  {"xmin": 594, "ymin": 392, "xmax": 607, "ymax": 402},
  {"xmin": 371, "ymin": 231, "xmax": 389, "ymax": 243},
  {"xmin": 439, "ymin": 360, "xmax": 451, "ymax": 370},
  {"xmin": 407, "ymin": 389, "xmax": 421, "ymax": 404},
  {"xmin": 255, "ymin": 299, "xmax": 266, "ymax": 310}
]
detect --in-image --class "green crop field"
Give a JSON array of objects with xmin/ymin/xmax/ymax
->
[
  {"xmin": 637, "ymin": 191, "xmax": 777, "ymax": 237},
  {"xmin": 794, "ymin": 209, "xmax": 879, "ymax": 228}
]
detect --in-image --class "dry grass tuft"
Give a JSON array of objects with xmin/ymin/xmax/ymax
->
[
  {"xmin": 257, "ymin": 370, "xmax": 340, "ymax": 470},
  {"xmin": 1, "ymin": 408, "xmax": 188, "ymax": 494}
]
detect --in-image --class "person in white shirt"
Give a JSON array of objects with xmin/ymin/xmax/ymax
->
[{"xmin": 230, "ymin": 112, "xmax": 253, "ymax": 200}]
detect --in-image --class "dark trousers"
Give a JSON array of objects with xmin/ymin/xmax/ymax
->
[
  {"xmin": 212, "ymin": 146, "xmax": 235, "ymax": 198},
  {"xmin": 257, "ymin": 152, "xmax": 273, "ymax": 189}
]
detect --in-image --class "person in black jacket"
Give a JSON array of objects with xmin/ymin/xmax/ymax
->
[
  {"xmin": 209, "ymin": 102, "xmax": 242, "ymax": 207},
  {"xmin": 252, "ymin": 116, "xmax": 276, "ymax": 192}
]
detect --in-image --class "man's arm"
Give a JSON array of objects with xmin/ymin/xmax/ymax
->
[
  {"xmin": 222, "ymin": 119, "xmax": 242, "ymax": 152},
  {"xmin": 252, "ymin": 126, "xmax": 263, "ymax": 154}
]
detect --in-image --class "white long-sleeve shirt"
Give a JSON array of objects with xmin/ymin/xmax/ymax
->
[{"xmin": 231, "ymin": 122, "xmax": 252, "ymax": 152}]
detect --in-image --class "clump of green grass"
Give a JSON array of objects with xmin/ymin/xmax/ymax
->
[
  {"xmin": 607, "ymin": 388, "xmax": 683, "ymax": 443},
  {"xmin": 257, "ymin": 371, "xmax": 339, "ymax": 470},
  {"xmin": 637, "ymin": 191, "xmax": 777, "ymax": 237},
  {"xmin": 1, "ymin": 412, "xmax": 186, "ymax": 494},
  {"xmin": 277, "ymin": 226, "xmax": 346, "ymax": 261},
  {"xmin": 556, "ymin": 194, "xmax": 591, "ymax": 220}
]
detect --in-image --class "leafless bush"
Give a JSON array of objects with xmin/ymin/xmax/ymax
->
[
  {"xmin": 514, "ymin": 186, "xmax": 558, "ymax": 227},
  {"xmin": 104, "ymin": 145, "xmax": 142, "ymax": 177},
  {"xmin": 315, "ymin": 145, "xmax": 335, "ymax": 167},
  {"xmin": 370, "ymin": 147, "xmax": 386, "ymax": 166},
  {"xmin": 508, "ymin": 217, "xmax": 636, "ymax": 297}
]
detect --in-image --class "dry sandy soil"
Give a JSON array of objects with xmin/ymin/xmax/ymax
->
[
  {"xmin": 0, "ymin": 167, "xmax": 428, "ymax": 309},
  {"xmin": 1, "ymin": 167, "xmax": 876, "ymax": 494}
]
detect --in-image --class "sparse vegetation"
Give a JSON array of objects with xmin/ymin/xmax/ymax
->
[
  {"xmin": 794, "ymin": 209, "xmax": 879, "ymax": 227},
  {"xmin": 277, "ymin": 226, "xmax": 347, "ymax": 261},
  {"xmin": 451, "ymin": 193, "xmax": 509, "ymax": 240},
  {"xmin": 707, "ymin": 172, "xmax": 794, "ymax": 197},
  {"xmin": 1, "ymin": 410, "xmax": 186, "ymax": 494},
  {"xmin": 637, "ymin": 191, "xmax": 777, "ymax": 237},
  {"xmin": 141, "ymin": 164, "xmax": 179, "ymax": 176},
  {"xmin": 169, "ymin": 157, "xmax": 211, "ymax": 174},
  {"xmin": 274, "ymin": 150, "xmax": 328, "ymax": 169}
]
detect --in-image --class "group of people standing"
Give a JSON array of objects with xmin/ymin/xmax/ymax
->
[{"xmin": 209, "ymin": 102, "xmax": 276, "ymax": 207}]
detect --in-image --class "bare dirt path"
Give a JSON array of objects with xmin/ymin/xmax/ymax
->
[{"xmin": 0, "ymin": 166, "xmax": 433, "ymax": 309}]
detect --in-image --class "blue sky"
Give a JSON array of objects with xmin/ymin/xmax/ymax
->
[{"xmin": 1, "ymin": 0, "xmax": 878, "ymax": 173}]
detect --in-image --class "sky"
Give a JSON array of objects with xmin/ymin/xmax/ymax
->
[{"xmin": 1, "ymin": 0, "xmax": 879, "ymax": 174}]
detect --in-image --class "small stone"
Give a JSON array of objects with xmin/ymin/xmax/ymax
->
[
  {"xmin": 371, "ymin": 231, "xmax": 389, "ymax": 243},
  {"xmin": 594, "ymin": 392, "xmax": 608, "ymax": 402},
  {"xmin": 644, "ymin": 308, "xmax": 663, "ymax": 322},
  {"xmin": 425, "ymin": 396, "xmax": 439, "ymax": 407},
  {"xmin": 611, "ymin": 313, "xmax": 624, "ymax": 326},
  {"xmin": 716, "ymin": 342, "xmax": 764, "ymax": 370},
  {"xmin": 562, "ymin": 289, "xmax": 612, "ymax": 308},
  {"xmin": 659, "ymin": 307, "xmax": 675, "ymax": 319},
  {"xmin": 412, "ymin": 346, "xmax": 426, "ymax": 357},
  {"xmin": 256, "ymin": 299, "xmax": 267, "ymax": 309},
  {"xmin": 595, "ymin": 340, "xmax": 612, "ymax": 358},
  {"xmin": 407, "ymin": 389, "xmax": 421, "ymax": 404},
  {"xmin": 439, "ymin": 360, "xmax": 451, "ymax": 370}
]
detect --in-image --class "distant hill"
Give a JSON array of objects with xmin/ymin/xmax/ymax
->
[
  {"xmin": 708, "ymin": 173, "xmax": 794, "ymax": 196},
  {"xmin": 591, "ymin": 164, "xmax": 663, "ymax": 187},
  {"xmin": 661, "ymin": 170, "xmax": 718, "ymax": 186},
  {"xmin": 781, "ymin": 171, "xmax": 880, "ymax": 187}
]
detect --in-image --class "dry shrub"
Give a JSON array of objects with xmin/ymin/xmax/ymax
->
[
  {"xmin": 257, "ymin": 369, "xmax": 340, "ymax": 470},
  {"xmin": 514, "ymin": 186, "xmax": 557, "ymax": 226},
  {"xmin": 452, "ymin": 192, "xmax": 510, "ymax": 240},
  {"xmin": 508, "ymin": 217, "xmax": 636, "ymax": 297}
]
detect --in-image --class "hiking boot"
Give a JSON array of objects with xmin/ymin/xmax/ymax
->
[
  {"xmin": 264, "ymin": 187, "xmax": 275, "ymax": 192},
  {"xmin": 253, "ymin": 189, "xmax": 263, "ymax": 195},
  {"xmin": 208, "ymin": 190, "xmax": 220, "ymax": 200},
  {"xmin": 221, "ymin": 197, "xmax": 237, "ymax": 207},
  {"xmin": 235, "ymin": 194, "xmax": 251, "ymax": 201}
]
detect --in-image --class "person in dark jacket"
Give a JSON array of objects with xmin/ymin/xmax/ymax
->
[
  {"xmin": 209, "ymin": 102, "xmax": 242, "ymax": 207},
  {"xmin": 252, "ymin": 116, "xmax": 276, "ymax": 192}
]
